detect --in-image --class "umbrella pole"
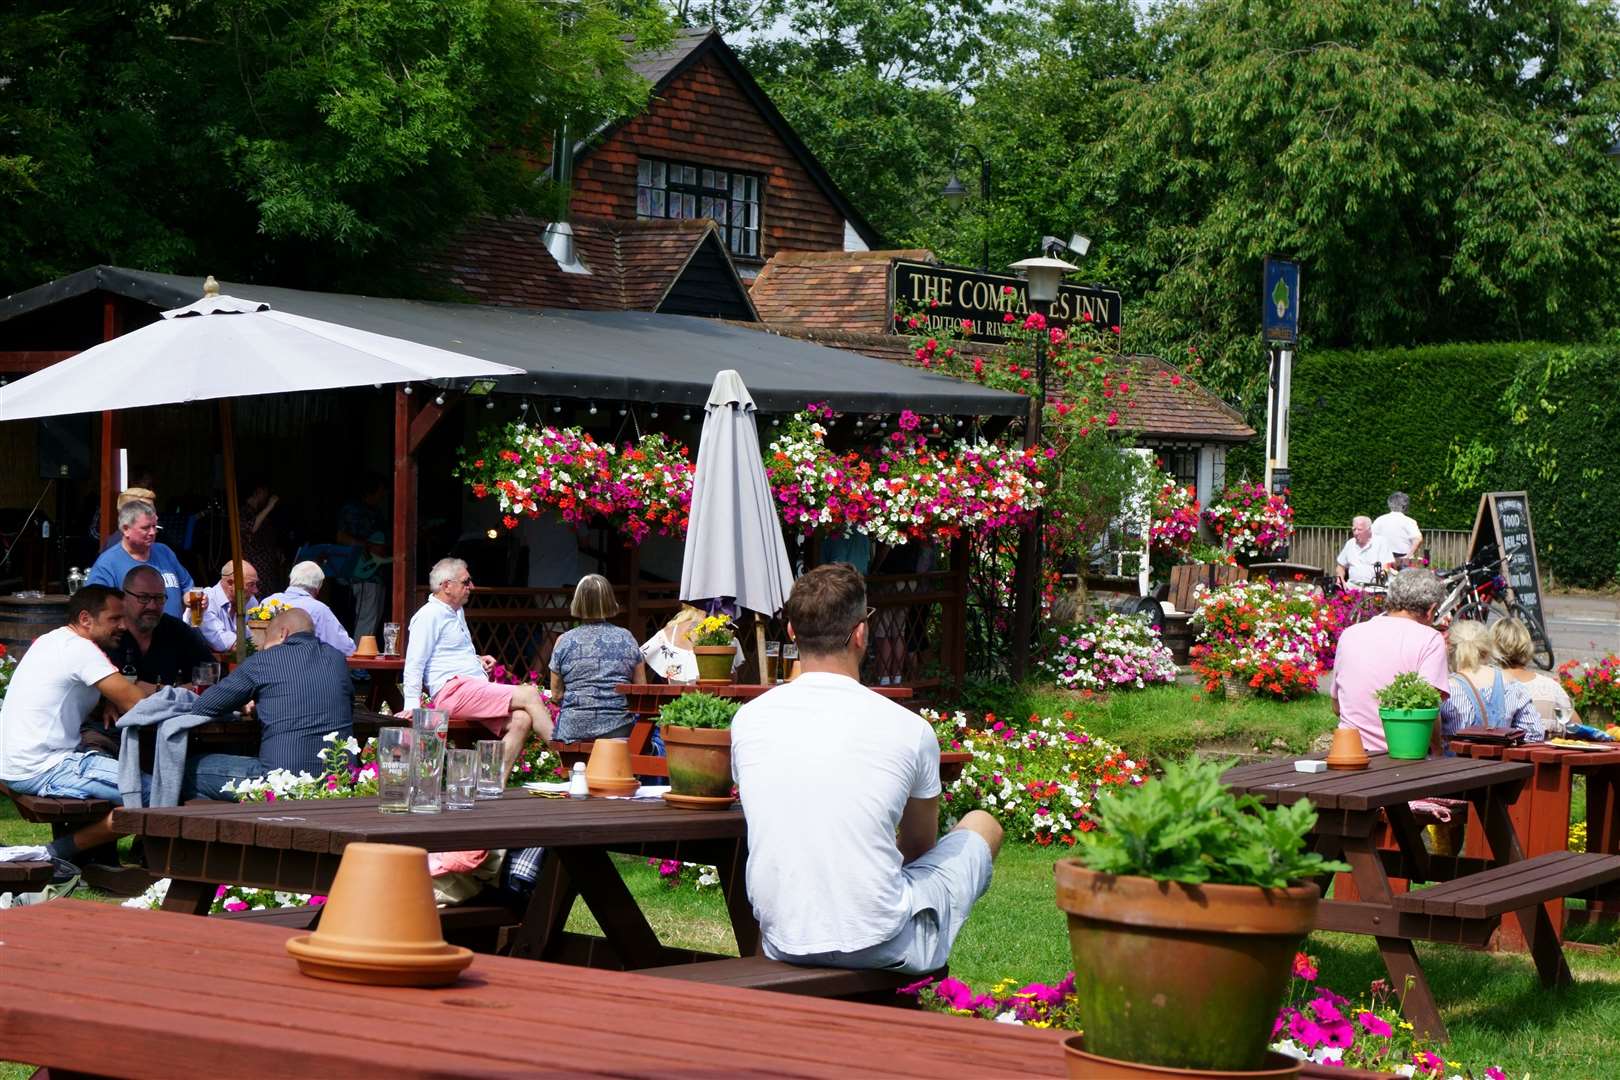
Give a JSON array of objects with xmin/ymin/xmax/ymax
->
[
  {"xmin": 220, "ymin": 399, "xmax": 248, "ymax": 664},
  {"xmin": 754, "ymin": 616, "xmax": 768, "ymax": 687}
]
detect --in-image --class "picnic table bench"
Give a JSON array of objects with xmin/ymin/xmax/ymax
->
[
  {"xmin": 0, "ymin": 900, "xmax": 1065, "ymax": 1078},
  {"xmin": 0, "ymin": 860, "xmax": 53, "ymax": 890},
  {"xmin": 0, "ymin": 782, "xmax": 151, "ymax": 897},
  {"xmin": 1224, "ymin": 753, "xmax": 1620, "ymax": 1041}
]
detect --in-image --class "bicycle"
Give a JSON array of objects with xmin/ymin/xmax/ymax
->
[{"xmin": 1432, "ymin": 544, "xmax": 1554, "ymax": 670}]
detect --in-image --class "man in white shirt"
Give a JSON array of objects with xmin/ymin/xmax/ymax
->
[
  {"xmin": 1336, "ymin": 516, "xmax": 1396, "ymax": 586},
  {"xmin": 402, "ymin": 557, "xmax": 546, "ymax": 776},
  {"xmin": 198, "ymin": 559, "xmax": 260, "ymax": 652},
  {"xmin": 731, "ymin": 563, "xmax": 1002, "ymax": 973},
  {"xmin": 0, "ymin": 585, "xmax": 150, "ymax": 871},
  {"xmin": 1372, "ymin": 491, "xmax": 1423, "ymax": 563}
]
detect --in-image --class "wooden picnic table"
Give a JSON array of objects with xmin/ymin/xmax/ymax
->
[
  {"xmin": 110, "ymin": 790, "xmax": 757, "ymax": 971},
  {"xmin": 1452, "ymin": 738, "xmax": 1620, "ymax": 944},
  {"xmin": 0, "ymin": 900, "xmax": 1067, "ymax": 1079},
  {"xmin": 346, "ymin": 653, "xmax": 404, "ymax": 711},
  {"xmin": 1222, "ymin": 753, "xmax": 1571, "ymax": 1041}
]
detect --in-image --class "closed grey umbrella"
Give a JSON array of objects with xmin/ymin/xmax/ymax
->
[{"xmin": 680, "ymin": 370, "xmax": 795, "ymax": 621}]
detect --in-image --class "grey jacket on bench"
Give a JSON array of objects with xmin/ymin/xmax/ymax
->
[{"xmin": 116, "ymin": 686, "xmax": 210, "ymax": 809}]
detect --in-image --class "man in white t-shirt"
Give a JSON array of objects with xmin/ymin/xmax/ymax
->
[
  {"xmin": 0, "ymin": 585, "xmax": 150, "ymax": 872},
  {"xmin": 1372, "ymin": 491, "xmax": 1423, "ymax": 562},
  {"xmin": 1335, "ymin": 516, "xmax": 1396, "ymax": 586},
  {"xmin": 731, "ymin": 563, "xmax": 1003, "ymax": 973}
]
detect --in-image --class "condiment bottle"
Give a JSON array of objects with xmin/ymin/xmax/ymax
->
[{"xmin": 568, "ymin": 761, "xmax": 589, "ymax": 799}]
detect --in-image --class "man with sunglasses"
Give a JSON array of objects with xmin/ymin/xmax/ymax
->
[{"xmin": 730, "ymin": 563, "xmax": 1003, "ymax": 975}]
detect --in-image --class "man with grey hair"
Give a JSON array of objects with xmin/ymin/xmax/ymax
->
[
  {"xmin": 1331, "ymin": 568, "xmax": 1450, "ymax": 753},
  {"xmin": 402, "ymin": 557, "xmax": 546, "ymax": 775},
  {"xmin": 1335, "ymin": 516, "xmax": 1395, "ymax": 586},
  {"xmin": 85, "ymin": 499, "xmax": 196, "ymax": 619},
  {"xmin": 260, "ymin": 560, "xmax": 355, "ymax": 656},
  {"xmin": 1372, "ymin": 491, "xmax": 1423, "ymax": 564}
]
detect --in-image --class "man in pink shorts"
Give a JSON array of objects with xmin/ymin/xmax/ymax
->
[{"xmin": 402, "ymin": 557, "xmax": 552, "ymax": 776}]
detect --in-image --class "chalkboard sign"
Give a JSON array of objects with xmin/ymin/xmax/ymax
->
[{"xmin": 1467, "ymin": 491, "xmax": 1551, "ymax": 661}]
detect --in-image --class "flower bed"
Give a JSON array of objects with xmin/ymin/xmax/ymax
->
[
  {"xmin": 1150, "ymin": 473, "xmax": 1200, "ymax": 557},
  {"xmin": 1204, "ymin": 482, "xmax": 1294, "ymax": 559},
  {"xmin": 1190, "ymin": 578, "xmax": 1333, "ymax": 700},
  {"xmin": 0, "ymin": 644, "xmax": 14, "ymax": 708},
  {"xmin": 1559, "ymin": 654, "xmax": 1620, "ymax": 718},
  {"xmin": 926, "ymin": 710, "xmax": 1146, "ymax": 846},
  {"xmin": 1039, "ymin": 612, "xmax": 1178, "ymax": 692}
]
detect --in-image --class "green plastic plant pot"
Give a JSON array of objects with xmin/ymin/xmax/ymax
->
[{"xmin": 1379, "ymin": 708, "xmax": 1439, "ymax": 760}]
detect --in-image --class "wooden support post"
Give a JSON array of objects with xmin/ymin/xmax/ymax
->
[
  {"xmin": 219, "ymin": 400, "xmax": 248, "ymax": 663},
  {"xmin": 392, "ymin": 388, "xmax": 412, "ymax": 646},
  {"xmin": 97, "ymin": 297, "xmax": 124, "ymax": 545}
]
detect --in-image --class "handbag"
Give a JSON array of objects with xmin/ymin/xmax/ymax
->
[{"xmin": 1451, "ymin": 677, "xmax": 1525, "ymax": 745}]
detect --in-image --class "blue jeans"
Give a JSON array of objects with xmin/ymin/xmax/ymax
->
[
  {"xmin": 183, "ymin": 753, "xmax": 268, "ymax": 801},
  {"xmin": 6, "ymin": 751, "xmax": 148, "ymax": 803}
]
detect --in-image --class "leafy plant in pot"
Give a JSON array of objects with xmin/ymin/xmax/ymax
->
[
  {"xmin": 1375, "ymin": 672, "xmax": 1442, "ymax": 761},
  {"xmin": 1054, "ymin": 757, "xmax": 1348, "ymax": 1078},
  {"xmin": 690, "ymin": 614, "xmax": 739, "ymax": 684},
  {"xmin": 658, "ymin": 691, "xmax": 740, "ymax": 802}
]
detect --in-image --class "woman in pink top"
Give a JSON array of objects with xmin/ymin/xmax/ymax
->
[{"xmin": 1331, "ymin": 569, "xmax": 1451, "ymax": 752}]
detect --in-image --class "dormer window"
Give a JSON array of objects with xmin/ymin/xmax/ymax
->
[{"xmin": 637, "ymin": 157, "xmax": 762, "ymax": 259}]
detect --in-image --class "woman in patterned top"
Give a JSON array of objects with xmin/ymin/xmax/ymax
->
[{"xmin": 548, "ymin": 575, "xmax": 647, "ymax": 742}]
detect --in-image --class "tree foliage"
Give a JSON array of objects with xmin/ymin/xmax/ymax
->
[{"xmin": 0, "ymin": 0, "xmax": 670, "ymax": 293}]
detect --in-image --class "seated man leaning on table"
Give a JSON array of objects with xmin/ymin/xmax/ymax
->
[
  {"xmin": 1331, "ymin": 567, "xmax": 1451, "ymax": 753},
  {"xmin": 731, "ymin": 563, "xmax": 1004, "ymax": 975},
  {"xmin": 260, "ymin": 560, "xmax": 355, "ymax": 656},
  {"xmin": 183, "ymin": 607, "xmax": 354, "ymax": 798},
  {"xmin": 402, "ymin": 557, "xmax": 548, "ymax": 777},
  {"xmin": 198, "ymin": 558, "xmax": 259, "ymax": 652},
  {"xmin": 0, "ymin": 586, "xmax": 151, "ymax": 874}
]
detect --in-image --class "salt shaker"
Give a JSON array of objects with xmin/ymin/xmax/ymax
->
[{"xmin": 568, "ymin": 761, "xmax": 589, "ymax": 799}]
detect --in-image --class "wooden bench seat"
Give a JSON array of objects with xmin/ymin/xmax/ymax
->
[
  {"xmin": 0, "ymin": 860, "xmax": 54, "ymax": 889},
  {"xmin": 1393, "ymin": 851, "xmax": 1620, "ymax": 919},
  {"xmin": 643, "ymin": 955, "xmax": 937, "ymax": 1004},
  {"xmin": 0, "ymin": 782, "xmax": 114, "ymax": 830}
]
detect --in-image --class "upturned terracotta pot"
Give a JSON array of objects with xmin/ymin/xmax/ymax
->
[
  {"xmin": 584, "ymin": 737, "xmax": 633, "ymax": 783},
  {"xmin": 1062, "ymin": 1036, "xmax": 1303, "ymax": 1079},
  {"xmin": 692, "ymin": 644, "xmax": 736, "ymax": 684},
  {"xmin": 1054, "ymin": 859, "xmax": 1319, "ymax": 1073},
  {"xmin": 662, "ymin": 725, "xmax": 732, "ymax": 797}
]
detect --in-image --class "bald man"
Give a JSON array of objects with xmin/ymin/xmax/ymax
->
[
  {"xmin": 184, "ymin": 608, "xmax": 354, "ymax": 799},
  {"xmin": 200, "ymin": 559, "xmax": 260, "ymax": 651}
]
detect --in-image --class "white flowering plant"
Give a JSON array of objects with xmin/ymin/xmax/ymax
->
[
  {"xmin": 1039, "ymin": 611, "xmax": 1179, "ymax": 693},
  {"xmin": 926, "ymin": 709, "xmax": 1147, "ymax": 848}
]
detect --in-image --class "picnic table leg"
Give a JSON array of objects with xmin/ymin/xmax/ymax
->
[
  {"xmin": 554, "ymin": 847, "xmax": 667, "ymax": 969},
  {"xmin": 1472, "ymin": 786, "xmax": 1572, "ymax": 989},
  {"xmin": 1343, "ymin": 812, "xmax": 1449, "ymax": 1041},
  {"xmin": 689, "ymin": 835, "xmax": 760, "ymax": 957},
  {"xmin": 506, "ymin": 853, "xmax": 577, "ymax": 961},
  {"xmin": 1585, "ymin": 768, "xmax": 1620, "ymax": 924},
  {"xmin": 158, "ymin": 879, "xmax": 216, "ymax": 915}
]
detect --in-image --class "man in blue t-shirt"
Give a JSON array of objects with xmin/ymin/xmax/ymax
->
[{"xmin": 85, "ymin": 499, "xmax": 195, "ymax": 620}]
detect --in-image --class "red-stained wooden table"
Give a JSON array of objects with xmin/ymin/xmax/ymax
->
[
  {"xmin": 0, "ymin": 900, "xmax": 1068, "ymax": 1079},
  {"xmin": 346, "ymin": 653, "xmax": 404, "ymax": 711},
  {"xmin": 1453, "ymin": 739, "xmax": 1620, "ymax": 945}
]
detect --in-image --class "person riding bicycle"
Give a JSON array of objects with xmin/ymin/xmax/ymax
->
[
  {"xmin": 1372, "ymin": 492, "xmax": 1423, "ymax": 566},
  {"xmin": 1335, "ymin": 516, "xmax": 1397, "ymax": 587}
]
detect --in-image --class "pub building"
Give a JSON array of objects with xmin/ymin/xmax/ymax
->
[{"xmin": 0, "ymin": 27, "xmax": 1247, "ymax": 692}]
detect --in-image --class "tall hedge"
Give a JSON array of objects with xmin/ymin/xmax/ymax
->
[{"xmin": 1287, "ymin": 342, "xmax": 1620, "ymax": 586}]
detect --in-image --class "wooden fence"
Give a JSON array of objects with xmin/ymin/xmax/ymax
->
[{"xmin": 1288, "ymin": 526, "xmax": 1471, "ymax": 575}]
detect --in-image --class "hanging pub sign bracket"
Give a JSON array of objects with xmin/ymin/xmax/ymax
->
[{"xmin": 888, "ymin": 259, "xmax": 1122, "ymax": 345}]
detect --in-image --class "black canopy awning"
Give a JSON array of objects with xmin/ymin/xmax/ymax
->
[{"xmin": 0, "ymin": 266, "xmax": 1028, "ymax": 416}]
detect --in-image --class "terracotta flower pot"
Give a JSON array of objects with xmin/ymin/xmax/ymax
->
[
  {"xmin": 354, "ymin": 635, "xmax": 379, "ymax": 657},
  {"xmin": 584, "ymin": 738, "xmax": 633, "ymax": 783},
  {"xmin": 1062, "ymin": 1036, "xmax": 1302, "ymax": 1079},
  {"xmin": 1324, "ymin": 728, "xmax": 1370, "ymax": 771},
  {"xmin": 692, "ymin": 644, "xmax": 736, "ymax": 684},
  {"xmin": 1054, "ymin": 859, "xmax": 1318, "ymax": 1073},
  {"xmin": 662, "ymin": 725, "xmax": 733, "ymax": 797}
]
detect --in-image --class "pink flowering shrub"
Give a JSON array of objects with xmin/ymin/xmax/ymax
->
[
  {"xmin": 1150, "ymin": 473, "xmax": 1200, "ymax": 556},
  {"xmin": 1040, "ymin": 612, "xmax": 1178, "ymax": 692},
  {"xmin": 1204, "ymin": 482, "xmax": 1294, "ymax": 559}
]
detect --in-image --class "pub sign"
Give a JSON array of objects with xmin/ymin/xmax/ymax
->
[
  {"xmin": 1261, "ymin": 256, "xmax": 1301, "ymax": 344},
  {"xmin": 889, "ymin": 260, "xmax": 1123, "ymax": 345}
]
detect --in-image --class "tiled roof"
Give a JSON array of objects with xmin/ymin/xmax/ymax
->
[
  {"xmin": 750, "ymin": 251, "xmax": 1252, "ymax": 442},
  {"xmin": 628, "ymin": 27, "xmax": 714, "ymax": 85},
  {"xmin": 749, "ymin": 249, "xmax": 934, "ymax": 333},
  {"xmin": 422, "ymin": 214, "xmax": 750, "ymax": 317}
]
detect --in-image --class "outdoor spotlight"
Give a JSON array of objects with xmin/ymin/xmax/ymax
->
[
  {"xmin": 402, "ymin": 385, "xmax": 413, "ymax": 395},
  {"xmin": 941, "ymin": 173, "xmax": 969, "ymax": 208},
  {"xmin": 485, "ymin": 399, "xmax": 495, "ymax": 409},
  {"xmin": 771, "ymin": 417, "xmax": 779, "ymax": 426},
  {"xmin": 589, "ymin": 402, "xmax": 598, "ymax": 415},
  {"xmin": 683, "ymin": 409, "xmax": 692, "ymax": 421},
  {"xmin": 619, "ymin": 405, "xmax": 628, "ymax": 416},
  {"xmin": 434, "ymin": 393, "xmax": 446, "ymax": 406},
  {"xmin": 552, "ymin": 402, "xmax": 562, "ymax": 413},
  {"xmin": 486, "ymin": 529, "xmax": 498, "ymax": 539},
  {"xmin": 1069, "ymin": 233, "xmax": 1091, "ymax": 257},
  {"xmin": 651, "ymin": 406, "xmax": 660, "ymax": 418}
]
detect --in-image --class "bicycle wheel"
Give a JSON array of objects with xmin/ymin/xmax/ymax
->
[{"xmin": 1505, "ymin": 601, "xmax": 1556, "ymax": 671}]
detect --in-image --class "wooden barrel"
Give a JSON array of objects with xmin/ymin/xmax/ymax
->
[{"xmin": 0, "ymin": 594, "xmax": 71, "ymax": 658}]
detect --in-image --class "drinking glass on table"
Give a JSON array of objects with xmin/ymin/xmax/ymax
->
[
  {"xmin": 781, "ymin": 643, "xmax": 798, "ymax": 682},
  {"xmin": 764, "ymin": 640, "xmax": 780, "ymax": 684},
  {"xmin": 192, "ymin": 662, "xmax": 220, "ymax": 689},
  {"xmin": 475, "ymin": 739, "xmax": 505, "ymax": 798},
  {"xmin": 1552, "ymin": 705, "xmax": 1574, "ymax": 739},
  {"xmin": 382, "ymin": 622, "xmax": 401, "ymax": 656},
  {"xmin": 445, "ymin": 749, "xmax": 477, "ymax": 810},
  {"xmin": 377, "ymin": 727, "xmax": 413, "ymax": 814},
  {"xmin": 408, "ymin": 729, "xmax": 445, "ymax": 814}
]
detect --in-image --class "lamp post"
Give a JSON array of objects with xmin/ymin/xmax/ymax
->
[
  {"xmin": 1006, "ymin": 253, "xmax": 1078, "ymax": 682},
  {"xmin": 941, "ymin": 144, "xmax": 992, "ymax": 272}
]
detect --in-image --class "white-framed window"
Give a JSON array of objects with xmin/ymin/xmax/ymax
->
[{"xmin": 636, "ymin": 157, "xmax": 762, "ymax": 258}]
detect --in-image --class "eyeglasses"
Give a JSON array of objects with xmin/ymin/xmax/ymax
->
[
  {"xmin": 844, "ymin": 606, "xmax": 876, "ymax": 646},
  {"xmin": 455, "ymin": 577, "xmax": 472, "ymax": 587},
  {"xmin": 125, "ymin": 590, "xmax": 166, "ymax": 605}
]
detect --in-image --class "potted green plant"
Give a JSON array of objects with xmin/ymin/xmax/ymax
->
[
  {"xmin": 658, "ymin": 691, "xmax": 740, "ymax": 803},
  {"xmin": 1054, "ymin": 756, "xmax": 1347, "ymax": 1077},
  {"xmin": 1375, "ymin": 672, "xmax": 1442, "ymax": 760},
  {"xmin": 689, "ymin": 613, "xmax": 739, "ymax": 684}
]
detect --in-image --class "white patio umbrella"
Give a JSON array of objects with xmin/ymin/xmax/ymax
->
[
  {"xmin": 0, "ymin": 278, "xmax": 523, "ymax": 655},
  {"xmin": 679, "ymin": 370, "xmax": 795, "ymax": 683}
]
